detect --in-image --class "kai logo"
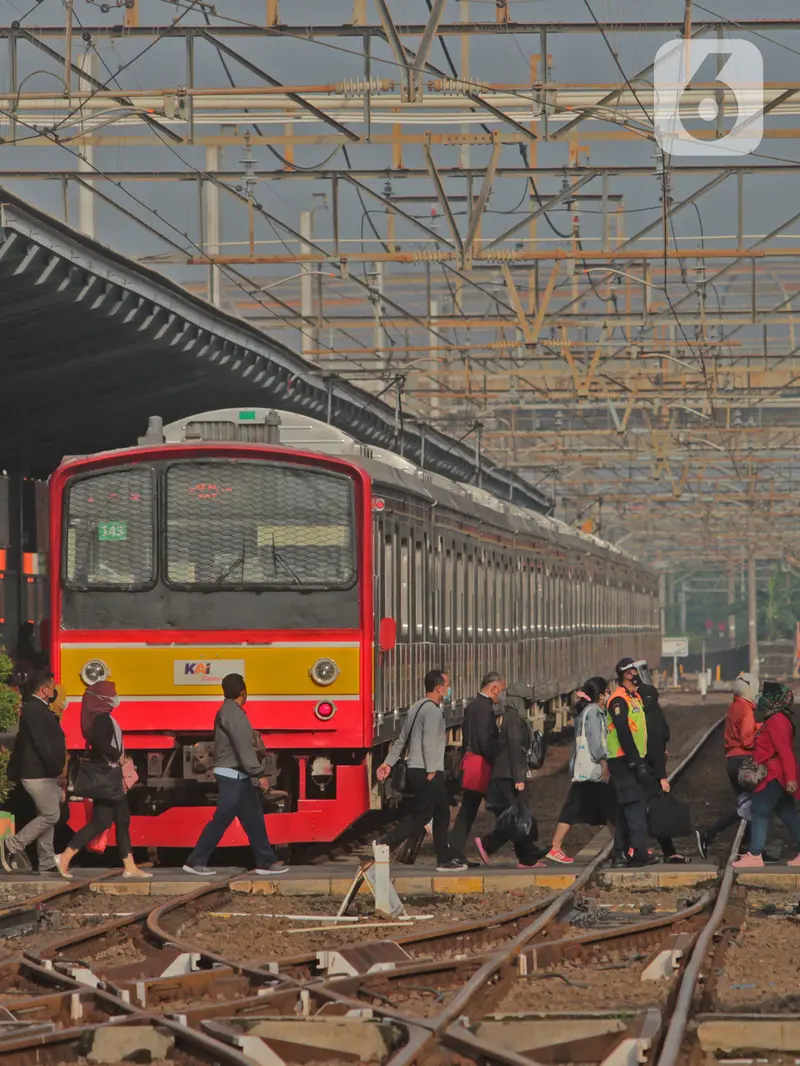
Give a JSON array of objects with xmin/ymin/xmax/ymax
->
[
  {"xmin": 173, "ymin": 659, "xmax": 245, "ymax": 686},
  {"xmin": 184, "ymin": 662, "xmax": 212, "ymax": 676}
]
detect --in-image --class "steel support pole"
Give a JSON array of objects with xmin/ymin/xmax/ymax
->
[
  {"xmin": 205, "ymin": 144, "xmax": 222, "ymax": 307},
  {"xmin": 300, "ymin": 209, "xmax": 316, "ymax": 357},
  {"xmin": 77, "ymin": 52, "xmax": 95, "ymax": 240},
  {"xmin": 748, "ymin": 554, "xmax": 759, "ymax": 679},
  {"xmin": 728, "ymin": 569, "xmax": 737, "ymax": 648}
]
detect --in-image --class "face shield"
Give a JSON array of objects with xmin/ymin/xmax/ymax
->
[{"xmin": 632, "ymin": 660, "xmax": 653, "ymax": 687}]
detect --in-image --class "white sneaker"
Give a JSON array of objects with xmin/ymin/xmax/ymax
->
[
  {"xmin": 253, "ymin": 864, "xmax": 289, "ymax": 875},
  {"xmin": 182, "ymin": 864, "xmax": 216, "ymax": 876}
]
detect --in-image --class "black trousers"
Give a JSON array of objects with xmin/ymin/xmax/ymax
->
[
  {"xmin": 68, "ymin": 797, "xmax": 132, "ymax": 859},
  {"xmin": 450, "ymin": 788, "xmax": 484, "ymax": 858},
  {"xmin": 382, "ymin": 769, "xmax": 451, "ymax": 864},
  {"xmin": 481, "ymin": 780, "xmax": 540, "ymax": 865},
  {"xmin": 703, "ymin": 755, "xmax": 749, "ymax": 847},
  {"xmin": 607, "ymin": 759, "xmax": 649, "ymax": 855}
]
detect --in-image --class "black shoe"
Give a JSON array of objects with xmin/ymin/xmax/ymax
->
[
  {"xmin": 629, "ymin": 851, "xmax": 659, "ymax": 868},
  {"xmin": 436, "ymin": 859, "xmax": 469, "ymax": 872},
  {"xmin": 664, "ymin": 854, "xmax": 690, "ymax": 864},
  {"xmin": 611, "ymin": 851, "xmax": 629, "ymax": 868},
  {"xmin": 762, "ymin": 851, "xmax": 781, "ymax": 864},
  {"xmin": 457, "ymin": 858, "xmax": 482, "ymax": 868},
  {"xmin": 695, "ymin": 830, "xmax": 709, "ymax": 860}
]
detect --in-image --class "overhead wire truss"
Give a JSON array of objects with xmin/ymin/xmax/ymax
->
[{"xmin": 3, "ymin": 1, "xmax": 800, "ymax": 566}]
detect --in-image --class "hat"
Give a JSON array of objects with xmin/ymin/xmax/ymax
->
[
  {"xmin": 732, "ymin": 672, "xmax": 758, "ymax": 704},
  {"xmin": 80, "ymin": 680, "xmax": 118, "ymax": 742},
  {"xmin": 615, "ymin": 657, "xmax": 637, "ymax": 676},
  {"xmin": 505, "ymin": 680, "xmax": 533, "ymax": 700}
]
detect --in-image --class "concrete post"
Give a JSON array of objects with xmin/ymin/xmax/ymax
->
[
  {"xmin": 728, "ymin": 569, "xmax": 736, "ymax": 648},
  {"xmin": 748, "ymin": 554, "xmax": 759, "ymax": 679}
]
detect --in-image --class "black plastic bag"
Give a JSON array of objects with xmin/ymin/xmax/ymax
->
[
  {"xmin": 647, "ymin": 792, "xmax": 691, "ymax": 839},
  {"xmin": 497, "ymin": 800, "xmax": 534, "ymax": 844}
]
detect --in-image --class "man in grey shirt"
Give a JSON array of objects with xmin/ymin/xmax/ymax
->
[
  {"xmin": 376, "ymin": 670, "xmax": 466, "ymax": 871},
  {"xmin": 183, "ymin": 673, "xmax": 287, "ymax": 877}
]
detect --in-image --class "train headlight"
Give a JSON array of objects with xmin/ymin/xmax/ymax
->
[
  {"xmin": 310, "ymin": 658, "xmax": 339, "ymax": 686},
  {"xmin": 314, "ymin": 700, "xmax": 337, "ymax": 721},
  {"xmin": 81, "ymin": 659, "xmax": 110, "ymax": 685}
]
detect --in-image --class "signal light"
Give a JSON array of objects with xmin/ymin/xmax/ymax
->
[{"xmin": 314, "ymin": 700, "xmax": 337, "ymax": 721}]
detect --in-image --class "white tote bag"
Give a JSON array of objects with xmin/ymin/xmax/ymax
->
[{"xmin": 572, "ymin": 708, "xmax": 604, "ymax": 783}]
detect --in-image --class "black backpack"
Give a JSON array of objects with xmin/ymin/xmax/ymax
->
[{"xmin": 521, "ymin": 716, "xmax": 546, "ymax": 770}]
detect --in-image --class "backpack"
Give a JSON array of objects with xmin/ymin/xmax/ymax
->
[{"xmin": 522, "ymin": 716, "xmax": 546, "ymax": 770}]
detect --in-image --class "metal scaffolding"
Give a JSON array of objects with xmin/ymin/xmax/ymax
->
[{"xmin": 3, "ymin": 1, "xmax": 800, "ymax": 574}]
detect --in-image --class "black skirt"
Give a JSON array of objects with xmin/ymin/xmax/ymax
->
[{"xmin": 558, "ymin": 780, "xmax": 618, "ymax": 826}]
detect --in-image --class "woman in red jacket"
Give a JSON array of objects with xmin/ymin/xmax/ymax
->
[{"xmin": 733, "ymin": 685, "xmax": 800, "ymax": 868}]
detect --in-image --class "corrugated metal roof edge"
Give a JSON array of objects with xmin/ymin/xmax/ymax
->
[{"xmin": 0, "ymin": 189, "xmax": 551, "ymax": 514}]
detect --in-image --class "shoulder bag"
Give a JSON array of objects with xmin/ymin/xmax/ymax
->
[
  {"xmin": 72, "ymin": 759, "xmax": 124, "ymax": 802},
  {"xmin": 389, "ymin": 701, "xmax": 430, "ymax": 797},
  {"xmin": 572, "ymin": 709, "xmax": 603, "ymax": 783}
]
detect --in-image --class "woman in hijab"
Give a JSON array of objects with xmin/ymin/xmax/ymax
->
[
  {"xmin": 733, "ymin": 684, "xmax": 800, "ymax": 869},
  {"xmin": 57, "ymin": 681, "xmax": 150, "ymax": 879}
]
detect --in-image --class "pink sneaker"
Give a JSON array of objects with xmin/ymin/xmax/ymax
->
[
  {"xmin": 474, "ymin": 837, "xmax": 491, "ymax": 866},
  {"xmin": 732, "ymin": 852, "xmax": 764, "ymax": 868},
  {"xmin": 787, "ymin": 854, "xmax": 800, "ymax": 867},
  {"xmin": 546, "ymin": 848, "xmax": 574, "ymax": 865}
]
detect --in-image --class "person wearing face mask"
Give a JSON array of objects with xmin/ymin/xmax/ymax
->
[
  {"xmin": 733, "ymin": 685, "xmax": 800, "ymax": 869},
  {"xmin": 605, "ymin": 658, "xmax": 658, "ymax": 868},
  {"xmin": 2, "ymin": 668, "xmax": 66, "ymax": 875},
  {"xmin": 376, "ymin": 670, "xmax": 467, "ymax": 871},
  {"xmin": 450, "ymin": 672, "xmax": 505, "ymax": 864},
  {"xmin": 183, "ymin": 673, "xmax": 287, "ymax": 878},
  {"xmin": 57, "ymin": 680, "xmax": 150, "ymax": 879}
]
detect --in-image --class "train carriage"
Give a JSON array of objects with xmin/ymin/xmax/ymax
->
[{"xmin": 49, "ymin": 408, "xmax": 660, "ymax": 849}]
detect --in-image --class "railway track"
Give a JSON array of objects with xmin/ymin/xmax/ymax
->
[{"xmin": 0, "ymin": 710, "xmax": 790, "ymax": 1065}]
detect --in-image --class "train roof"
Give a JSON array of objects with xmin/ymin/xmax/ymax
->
[{"xmin": 63, "ymin": 407, "xmax": 651, "ymax": 578}]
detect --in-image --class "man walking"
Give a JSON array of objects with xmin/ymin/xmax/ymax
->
[
  {"xmin": 4, "ymin": 669, "xmax": 65, "ymax": 875},
  {"xmin": 450, "ymin": 671, "xmax": 505, "ymax": 862},
  {"xmin": 376, "ymin": 670, "xmax": 466, "ymax": 872},
  {"xmin": 183, "ymin": 674, "xmax": 287, "ymax": 877},
  {"xmin": 606, "ymin": 657, "xmax": 658, "ymax": 868}
]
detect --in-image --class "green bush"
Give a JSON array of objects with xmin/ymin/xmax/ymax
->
[
  {"xmin": 0, "ymin": 749, "xmax": 10, "ymax": 808},
  {"xmin": 0, "ymin": 650, "xmax": 14, "ymax": 686}
]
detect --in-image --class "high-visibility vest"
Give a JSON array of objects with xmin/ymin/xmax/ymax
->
[{"xmin": 605, "ymin": 685, "xmax": 648, "ymax": 760}]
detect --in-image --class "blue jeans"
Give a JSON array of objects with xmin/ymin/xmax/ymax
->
[
  {"xmin": 749, "ymin": 778, "xmax": 800, "ymax": 856},
  {"xmin": 187, "ymin": 774, "xmax": 276, "ymax": 868}
]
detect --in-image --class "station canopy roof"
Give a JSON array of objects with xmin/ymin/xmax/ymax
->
[{"xmin": 0, "ymin": 190, "xmax": 548, "ymax": 511}]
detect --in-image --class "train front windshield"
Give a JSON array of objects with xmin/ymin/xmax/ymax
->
[{"xmin": 64, "ymin": 459, "xmax": 357, "ymax": 593}]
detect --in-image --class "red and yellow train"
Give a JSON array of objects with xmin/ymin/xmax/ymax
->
[{"xmin": 49, "ymin": 408, "xmax": 660, "ymax": 849}]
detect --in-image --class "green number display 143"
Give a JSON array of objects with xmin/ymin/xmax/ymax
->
[{"xmin": 98, "ymin": 521, "xmax": 128, "ymax": 542}]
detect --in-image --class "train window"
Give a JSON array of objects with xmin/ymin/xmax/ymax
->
[
  {"xmin": 414, "ymin": 540, "xmax": 424, "ymax": 639},
  {"xmin": 399, "ymin": 538, "xmax": 410, "ymax": 639},
  {"xmin": 444, "ymin": 546, "xmax": 453, "ymax": 641},
  {"xmin": 466, "ymin": 554, "xmax": 474, "ymax": 640},
  {"xmin": 164, "ymin": 461, "xmax": 356, "ymax": 589},
  {"xmin": 455, "ymin": 552, "xmax": 464, "ymax": 640},
  {"xmin": 503, "ymin": 563, "xmax": 512, "ymax": 638},
  {"xmin": 383, "ymin": 533, "xmax": 395, "ymax": 619},
  {"xmin": 64, "ymin": 467, "xmax": 155, "ymax": 590},
  {"xmin": 480, "ymin": 554, "xmax": 486, "ymax": 635}
]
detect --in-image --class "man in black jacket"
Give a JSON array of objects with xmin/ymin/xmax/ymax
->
[
  {"xmin": 4, "ymin": 670, "xmax": 65, "ymax": 875},
  {"xmin": 450, "ymin": 671, "xmax": 505, "ymax": 862}
]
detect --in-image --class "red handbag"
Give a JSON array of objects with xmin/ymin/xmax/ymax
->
[{"xmin": 460, "ymin": 752, "xmax": 492, "ymax": 793}]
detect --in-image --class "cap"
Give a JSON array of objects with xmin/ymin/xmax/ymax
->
[{"xmin": 615, "ymin": 657, "xmax": 637, "ymax": 676}]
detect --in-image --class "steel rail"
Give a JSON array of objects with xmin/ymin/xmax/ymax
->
[{"xmin": 656, "ymin": 820, "xmax": 746, "ymax": 1066}]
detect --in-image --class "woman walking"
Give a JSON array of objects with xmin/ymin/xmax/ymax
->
[
  {"xmin": 733, "ymin": 685, "xmax": 800, "ymax": 869},
  {"xmin": 546, "ymin": 677, "xmax": 615, "ymax": 864},
  {"xmin": 474, "ymin": 681, "xmax": 544, "ymax": 869},
  {"xmin": 57, "ymin": 681, "xmax": 150, "ymax": 880}
]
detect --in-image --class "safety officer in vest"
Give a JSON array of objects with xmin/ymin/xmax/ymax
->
[{"xmin": 606, "ymin": 657, "xmax": 658, "ymax": 868}]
